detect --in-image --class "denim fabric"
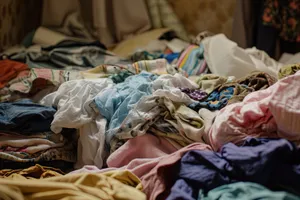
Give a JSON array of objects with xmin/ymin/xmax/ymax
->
[
  {"xmin": 0, "ymin": 99, "xmax": 56, "ymax": 133},
  {"xmin": 94, "ymin": 72, "xmax": 157, "ymax": 149},
  {"xmin": 167, "ymin": 138, "xmax": 300, "ymax": 200}
]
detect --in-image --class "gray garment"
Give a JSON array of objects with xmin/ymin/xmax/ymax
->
[{"xmin": 7, "ymin": 41, "xmax": 130, "ymax": 70}]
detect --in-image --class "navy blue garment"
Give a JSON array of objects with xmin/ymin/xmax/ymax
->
[
  {"xmin": 167, "ymin": 138, "xmax": 300, "ymax": 200},
  {"xmin": 0, "ymin": 99, "xmax": 56, "ymax": 133}
]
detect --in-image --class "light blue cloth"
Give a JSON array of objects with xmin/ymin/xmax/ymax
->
[
  {"xmin": 198, "ymin": 182, "xmax": 300, "ymax": 200},
  {"xmin": 94, "ymin": 72, "xmax": 157, "ymax": 149}
]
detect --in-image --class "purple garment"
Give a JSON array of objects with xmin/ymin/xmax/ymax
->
[
  {"xmin": 167, "ymin": 138, "xmax": 300, "ymax": 200},
  {"xmin": 180, "ymin": 88, "xmax": 208, "ymax": 101}
]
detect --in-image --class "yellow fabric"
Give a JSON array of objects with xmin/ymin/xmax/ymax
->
[
  {"xmin": 0, "ymin": 170, "xmax": 146, "ymax": 200},
  {"xmin": 0, "ymin": 164, "xmax": 64, "ymax": 180},
  {"xmin": 278, "ymin": 63, "xmax": 300, "ymax": 79}
]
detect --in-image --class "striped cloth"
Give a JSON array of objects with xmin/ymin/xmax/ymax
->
[
  {"xmin": 177, "ymin": 44, "xmax": 208, "ymax": 76},
  {"xmin": 146, "ymin": 0, "xmax": 189, "ymax": 41}
]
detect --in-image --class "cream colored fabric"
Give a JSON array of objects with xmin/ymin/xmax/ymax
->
[
  {"xmin": 41, "ymin": 0, "xmax": 191, "ymax": 47},
  {"xmin": 112, "ymin": 28, "xmax": 171, "ymax": 57},
  {"xmin": 146, "ymin": 0, "xmax": 189, "ymax": 41},
  {"xmin": 33, "ymin": 27, "xmax": 68, "ymax": 46},
  {"xmin": 0, "ymin": 170, "xmax": 146, "ymax": 200},
  {"xmin": 203, "ymin": 34, "xmax": 282, "ymax": 78},
  {"xmin": 32, "ymin": 27, "xmax": 93, "ymax": 46},
  {"xmin": 42, "ymin": 0, "xmax": 151, "ymax": 47}
]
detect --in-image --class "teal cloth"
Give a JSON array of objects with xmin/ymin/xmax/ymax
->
[
  {"xmin": 22, "ymin": 30, "xmax": 36, "ymax": 47},
  {"xmin": 109, "ymin": 71, "xmax": 133, "ymax": 84},
  {"xmin": 198, "ymin": 182, "xmax": 300, "ymax": 200}
]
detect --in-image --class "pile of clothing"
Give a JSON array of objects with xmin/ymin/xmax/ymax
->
[{"xmin": 0, "ymin": 32, "xmax": 300, "ymax": 200}]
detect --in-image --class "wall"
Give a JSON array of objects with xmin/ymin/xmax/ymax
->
[{"xmin": 0, "ymin": 0, "xmax": 42, "ymax": 51}]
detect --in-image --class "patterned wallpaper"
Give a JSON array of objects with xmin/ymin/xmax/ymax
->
[
  {"xmin": 0, "ymin": 0, "xmax": 235, "ymax": 51},
  {"xmin": 0, "ymin": 0, "xmax": 42, "ymax": 52}
]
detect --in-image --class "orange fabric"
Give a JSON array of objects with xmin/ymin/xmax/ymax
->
[{"xmin": 0, "ymin": 60, "xmax": 28, "ymax": 88}]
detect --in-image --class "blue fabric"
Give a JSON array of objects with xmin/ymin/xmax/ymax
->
[
  {"xmin": 159, "ymin": 53, "xmax": 180, "ymax": 63},
  {"xmin": 0, "ymin": 99, "xmax": 56, "ymax": 133},
  {"xmin": 167, "ymin": 138, "xmax": 300, "ymax": 200},
  {"xmin": 130, "ymin": 51, "xmax": 179, "ymax": 64},
  {"xmin": 189, "ymin": 87, "xmax": 234, "ymax": 111},
  {"xmin": 94, "ymin": 72, "xmax": 157, "ymax": 147}
]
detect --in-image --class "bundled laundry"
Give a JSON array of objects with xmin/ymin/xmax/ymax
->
[{"xmin": 0, "ymin": 31, "xmax": 300, "ymax": 200}]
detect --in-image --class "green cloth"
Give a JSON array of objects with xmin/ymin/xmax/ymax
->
[
  {"xmin": 109, "ymin": 71, "xmax": 133, "ymax": 83},
  {"xmin": 195, "ymin": 74, "xmax": 228, "ymax": 94},
  {"xmin": 198, "ymin": 182, "xmax": 300, "ymax": 200},
  {"xmin": 237, "ymin": 71, "xmax": 276, "ymax": 91},
  {"xmin": 278, "ymin": 64, "xmax": 300, "ymax": 79}
]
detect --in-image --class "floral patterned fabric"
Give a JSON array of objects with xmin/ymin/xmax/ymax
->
[{"xmin": 262, "ymin": 0, "xmax": 300, "ymax": 42}]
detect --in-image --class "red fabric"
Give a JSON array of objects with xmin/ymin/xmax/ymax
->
[{"xmin": 0, "ymin": 60, "xmax": 28, "ymax": 88}]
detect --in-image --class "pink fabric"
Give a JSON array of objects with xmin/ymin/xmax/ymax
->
[
  {"xmin": 69, "ymin": 142, "xmax": 211, "ymax": 200},
  {"xmin": 107, "ymin": 134, "xmax": 178, "ymax": 168},
  {"xmin": 209, "ymin": 71, "xmax": 300, "ymax": 151},
  {"xmin": 127, "ymin": 143, "xmax": 211, "ymax": 200}
]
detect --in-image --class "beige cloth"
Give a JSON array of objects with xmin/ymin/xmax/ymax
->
[
  {"xmin": 145, "ymin": 0, "xmax": 189, "ymax": 41},
  {"xmin": 42, "ymin": 0, "xmax": 151, "ymax": 47},
  {"xmin": 203, "ymin": 34, "xmax": 282, "ymax": 78},
  {"xmin": 42, "ymin": 0, "xmax": 190, "ymax": 47},
  {"xmin": 0, "ymin": 170, "xmax": 146, "ymax": 200},
  {"xmin": 194, "ymin": 74, "xmax": 228, "ymax": 94},
  {"xmin": 32, "ymin": 27, "xmax": 93, "ymax": 46},
  {"xmin": 112, "ymin": 28, "xmax": 171, "ymax": 57}
]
